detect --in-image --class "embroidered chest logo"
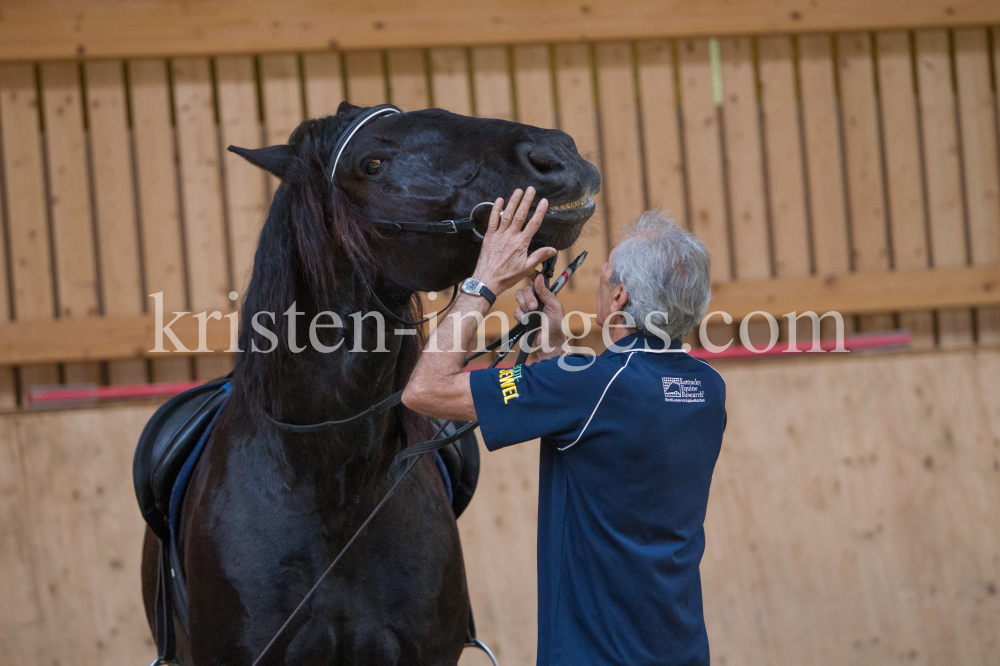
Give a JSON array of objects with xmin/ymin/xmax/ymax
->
[
  {"xmin": 498, "ymin": 365, "xmax": 523, "ymax": 404},
  {"xmin": 661, "ymin": 376, "xmax": 705, "ymax": 403}
]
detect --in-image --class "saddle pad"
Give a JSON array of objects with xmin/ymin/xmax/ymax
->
[{"xmin": 133, "ymin": 376, "xmax": 232, "ymax": 541}]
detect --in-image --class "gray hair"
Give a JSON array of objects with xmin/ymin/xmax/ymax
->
[{"xmin": 609, "ymin": 210, "xmax": 712, "ymax": 339}]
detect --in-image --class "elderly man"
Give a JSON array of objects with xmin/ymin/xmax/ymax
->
[{"xmin": 403, "ymin": 187, "xmax": 726, "ymax": 666}]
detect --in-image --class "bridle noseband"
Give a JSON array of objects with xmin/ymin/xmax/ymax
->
[{"xmin": 331, "ymin": 104, "xmax": 494, "ymax": 239}]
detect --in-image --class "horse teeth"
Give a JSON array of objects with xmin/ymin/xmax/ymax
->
[{"xmin": 550, "ymin": 198, "xmax": 589, "ymax": 211}]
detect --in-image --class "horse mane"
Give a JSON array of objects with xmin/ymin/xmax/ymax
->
[{"xmin": 230, "ymin": 110, "xmax": 429, "ymax": 441}]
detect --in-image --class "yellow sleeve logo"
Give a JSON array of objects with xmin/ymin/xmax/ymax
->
[{"xmin": 497, "ymin": 365, "xmax": 523, "ymax": 404}]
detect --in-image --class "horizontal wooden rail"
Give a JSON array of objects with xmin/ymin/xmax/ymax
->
[
  {"xmin": 1, "ymin": 265, "xmax": 998, "ymax": 365},
  {"xmin": 1, "ymin": 1, "xmax": 998, "ymax": 61}
]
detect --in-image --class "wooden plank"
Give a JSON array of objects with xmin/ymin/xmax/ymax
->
[
  {"xmin": 678, "ymin": 38, "xmax": 731, "ymax": 284},
  {"xmin": 0, "ymin": 64, "xmax": 60, "ymax": 397},
  {"xmin": 798, "ymin": 33, "xmax": 855, "ymax": 338},
  {"xmin": 875, "ymin": 31, "xmax": 935, "ymax": 349},
  {"xmin": 595, "ymin": 42, "xmax": 645, "ymax": 246},
  {"xmin": 0, "ymin": 416, "xmax": 44, "ymax": 659},
  {"xmin": 954, "ymin": 28, "xmax": 1000, "ymax": 345},
  {"xmin": 216, "ymin": 56, "xmax": 268, "ymax": 293},
  {"xmin": 84, "ymin": 59, "xmax": 148, "ymax": 385},
  {"xmin": 553, "ymin": 43, "xmax": 607, "ymax": 291},
  {"xmin": 719, "ymin": 36, "xmax": 770, "ymax": 281},
  {"xmin": 836, "ymin": 32, "xmax": 894, "ymax": 332},
  {"xmin": 0, "ymin": 93, "xmax": 15, "ymax": 408},
  {"xmin": 916, "ymin": 29, "xmax": 973, "ymax": 348},
  {"xmin": 757, "ymin": 36, "xmax": 811, "ymax": 279},
  {"xmin": 703, "ymin": 349, "xmax": 1000, "ymax": 664},
  {"xmin": 259, "ymin": 54, "xmax": 303, "ymax": 199},
  {"xmin": 637, "ymin": 40, "xmax": 687, "ymax": 225},
  {"xmin": 9, "ymin": 265, "xmax": 1000, "ymax": 363},
  {"xmin": 9, "ymin": 406, "xmax": 160, "ymax": 664},
  {"xmin": 127, "ymin": 58, "xmax": 191, "ymax": 383},
  {"xmin": 429, "ymin": 48, "xmax": 472, "ymax": 115},
  {"xmin": 387, "ymin": 49, "xmax": 430, "ymax": 111},
  {"xmin": 302, "ymin": 52, "xmax": 345, "ymax": 118},
  {"xmin": 171, "ymin": 57, "xmax": 233, "ymax": 379},
  {"xmin": 4, "ymin": 0, "xmax": 1000, "ymax": 61},
  {"xmin": 344, "ymin": 51, "xmax": 387, "ymax": 106},
  {"xmin": 512, "ymin": 45, "xmax": 556, "ymax": 129},
  {"xmin": 40, "ymin": 61, "xmax": 102, "ymax": 386},
  {"xmin": 472, "ymin": 47, "xmax": 514, "ymax": 121}
]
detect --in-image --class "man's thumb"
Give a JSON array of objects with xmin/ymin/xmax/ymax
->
[{"xmin": 535, "ymin": 273, "xmax": 555, "ymax": 300}]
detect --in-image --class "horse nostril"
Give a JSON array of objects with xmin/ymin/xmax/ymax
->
[{"xmin": 517, "ymin": 143, "xmax": 565, "ymax": 178}]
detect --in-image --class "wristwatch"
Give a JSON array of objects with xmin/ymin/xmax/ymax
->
[{"xmin": 460, "ymin": 277, "xmax": 496, "ymax": 306}]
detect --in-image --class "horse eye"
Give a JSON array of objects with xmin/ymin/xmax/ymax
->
[{"xmin": 365, "ymin": 159, "xmax": 382, "ymax": 175}]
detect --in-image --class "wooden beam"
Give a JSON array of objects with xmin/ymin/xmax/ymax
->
[
  {"xmin": 1, "ymin": 1, "xmax": 998, "ymax": 62},
  {"xmin": 2, "ymin": 265, "xmax": 1000, "ymax": 364}
]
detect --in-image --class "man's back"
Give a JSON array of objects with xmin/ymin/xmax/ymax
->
[{"xmin": 471, "ymin": 333, "xmax": 727, "ymax": 666}]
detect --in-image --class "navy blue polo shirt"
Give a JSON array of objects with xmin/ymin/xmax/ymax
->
[{"xmin": 470, "ymin": 332, "xmax": 726, "ymax": 666}]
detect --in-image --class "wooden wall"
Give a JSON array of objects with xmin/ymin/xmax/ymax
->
[
  {"xmin": 1, "ymin": 347, "xmax": 997, "ymax": 664},
  {"xmin": 2, "ymin": 26, "xmax": 1000, "ymax": 405}
]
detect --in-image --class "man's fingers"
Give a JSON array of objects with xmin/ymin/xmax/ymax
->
[
  {"xmin": 526, "ymin": 246, "xmax": 558, "ymax": 269},
  {"xmin": 522, "ymin": 198, "xmax": 548, "ymax": 237},
  {"xmin": 488, "ymin": 197, "xmax": 503, "ymax": 233},
  {"xmin": 534, "ymin": 272, "xmax": 555, "ymax": 300},
  {"xmin": 500, "ymin": 189, "xmax": 523, "ymax": 230},
  {"xmin": 514, "ymin": 289, "xmax": 527, "ymax": 312},
  {"xmin": 512, "ymin": 187, "xmax": 536, "ymax": 230}
]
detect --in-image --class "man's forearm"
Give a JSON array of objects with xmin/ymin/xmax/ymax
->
[{"xmin": 401, "ymin": 293, "xmax": 491, "ymax": 421}]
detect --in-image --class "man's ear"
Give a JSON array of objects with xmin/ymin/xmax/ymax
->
[
  {"xmin": 227, "ymin": 144, "xmax": 294, "ymax": 181},
  {"xmin": 612, "ymin": 283, "xmax": 630, "ymax": 310},
  {"xmin": 337, "ymin": 101, "xmax": 359, "ymax": 115}
]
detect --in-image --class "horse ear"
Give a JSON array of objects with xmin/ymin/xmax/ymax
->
[
  {"xmin": 337, "ymin": 101, "xmax": 359, "ymax": 115},
  {"xmin": 227, "ymin": 144, "xmax": 294, "ymax": 181}
]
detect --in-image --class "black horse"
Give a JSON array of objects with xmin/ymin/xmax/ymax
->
[{"xmin": 140, "ymin": 102, "xmax": 600, "ymax": 664}]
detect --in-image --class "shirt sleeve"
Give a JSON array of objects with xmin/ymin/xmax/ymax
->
[{"xmin": 469, "ymin": 355, "xmax": 612, "ymax": 451}]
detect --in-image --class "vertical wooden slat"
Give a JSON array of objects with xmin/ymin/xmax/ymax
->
[
  {"xmin": 637, "ymin": 40, "xmax": 687, "ymax": 225},
  {"xmin": 387, "ymin": 49, "xmax": 430, "ymax": 111},
  {"xmin": 719, "ymin": 36, "xmax": 773, "ymax": 348},
  {"xmin": 954, "ymin": 28, "xmax": 1000, "ymax": 345},
  {"xmin": 719, "ymin": 36, "xmax": 770, "ymax": 281},
  {"xmin": 344, "ymin": 51, "xmax": 387, "ymax": 106},
  {"xmin": 472, "ymin": 47, "xmax": 514, "ymax": 122},
  {"xmin": 678, "ymin": 39, "xmax": 731, "ymax": 281},
  {"xmin": 171, "ymin": 57, "xmax": 232, "ymax": 379},
  {"xmin": 216, "ymin": 56, "xmax": 267, "ymax": 294},
  {"xmin": 1, "ymin": 62, "xmax": 60, "ymax": 397},
  {"xmin": 758, "ymin": 36, "xmax": 811, "ymax": 280},
  {"xmin": 40, "ymin": 62, "xmax": 101, "ymax": 386},
  {"xmin": 128, "ymin": 59, "xmax": 190, "ymax": 382},
  {"xmin": 260, "ymin": 54, "xmax": 303, "ymax": 199},
  {"xmin": 430, "ymin": 48, "xmax": 473, "ymax": 115},
  {"xmin": 875, "ymin": 31, "xmax": 935, "ymax": 349},
  {"xmin": 513, "ymin": 45, "xmax": 556, "ymax": 129},
  {"xmin": 84, "ymin": 60, "xmax": 148, "ymax": 385},
  {"xmin": 916, "ymin": 29, "xmax": 973, "ymax": 348},
  {"xmin": 553, "ymin": 43, "xmax": 607, "ymax": 290},
  {"xmin": 302, "ymin": 53, "xmax": 345, "ymax": 118},
  {"xmin": 836, "ymin": 32, "xmax": 893, "ymax": 332},
  {"xmin": 798, "ymin": 34, "xmax": 854, "ymax": 337},
  {"xmin": 0, "ymin": 152, "xmax": 13, "ymax": 406},
  {"xmin": 595, "ymin": 42, "xmax": 645, "ymax": 246}
]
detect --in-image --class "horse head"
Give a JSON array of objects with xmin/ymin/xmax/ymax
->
[{"xmin": 230, "ymin": 102, "xmax": 601, "ymax": 294}]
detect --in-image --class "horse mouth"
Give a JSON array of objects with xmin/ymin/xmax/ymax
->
[
  {"xmin": 548, "ymin": 197, "xmax": 593, "ymax": 212},
  {"xmin": 532, "ymin": 197, "xmax": 596, "ymax": 250}
]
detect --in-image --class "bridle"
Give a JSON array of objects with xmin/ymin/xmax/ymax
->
[
  {"xmin": 248, "ymin": 105, "xmax": 592, "ymax": 666},
  {"xmin": 332, "ymin": 104, "xmax": 495, "ymax": 238}
]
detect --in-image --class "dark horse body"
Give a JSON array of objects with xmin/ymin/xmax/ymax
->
[{"xmin": 141, "ymin": 102, "xmax": 599, "ymax": 665}]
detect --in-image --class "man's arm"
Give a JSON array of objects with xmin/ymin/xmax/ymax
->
[{"xmin": 402, "ymin": 187, "xmax": 556, "ymax": 421}]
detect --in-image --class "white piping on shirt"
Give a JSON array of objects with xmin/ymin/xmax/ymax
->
[{"xmin": 558, "ymin": 351, "xmax": 637, "ymax": 452}]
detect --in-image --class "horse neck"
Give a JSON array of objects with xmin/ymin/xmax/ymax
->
[{"xmin": 233, "ymin": 264, "xmax": 416, "ymax": 488}]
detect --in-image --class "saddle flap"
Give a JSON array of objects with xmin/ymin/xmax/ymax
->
[
  {"xmin": 134, "ymin": 377, "xmax": 231, "ymax": 540},
  {"xmin": 435, "ymin": 420, "xmax": 480, "ymax": 518}
]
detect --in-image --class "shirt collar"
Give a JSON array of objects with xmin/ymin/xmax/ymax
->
[{"xmin": 601, "ymin": 332, "xmax": 683, "ymax": 356}]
